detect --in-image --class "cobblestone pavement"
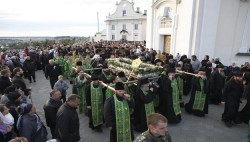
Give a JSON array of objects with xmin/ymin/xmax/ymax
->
[{"xmin": 28, "ymin": 70, "xmax": 249, "ymax": 142}]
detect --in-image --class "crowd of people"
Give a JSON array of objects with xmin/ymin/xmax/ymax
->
[{"xmin": 0, "ymin": 40, "xmax": 249, "ymax": 142}]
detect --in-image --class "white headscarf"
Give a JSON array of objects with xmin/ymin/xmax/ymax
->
[
  {"xmin": 92, "ymin": 54, "xmax": 100, "ymax": 60},
  {"xmin": 0, "ymin": 112, "xmax": 14, "ymax": 125}
]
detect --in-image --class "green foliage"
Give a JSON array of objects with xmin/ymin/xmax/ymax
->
[
  {"xmin": 106, "ymin": 58, "xmax": 164, "ymax": 78},
  {"xmin": 8, "ymin": 42, "xmax": 29, "ymax": 49}
]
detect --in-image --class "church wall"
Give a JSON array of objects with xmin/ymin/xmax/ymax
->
[
  {"xmin": 174, "ymin": 0, "xmax": 194, "ymax": 56},
  {"xmin": 147, "ymin": 0, "xmax": 250, "ymax": 65},
  {"xmin": 215, "ymin": 0, "xmax": 250, "ymax": 65},
  {"xmin": 198, "ymin": 0, "xmax": 221, "ymax": 60}
]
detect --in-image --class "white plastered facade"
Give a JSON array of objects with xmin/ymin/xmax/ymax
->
[
  {"xmin": 147, "ymin": 0, "xmax": 250, "ymax": 65},
  {"xmin": 105, "ymin": 0, "xmax": 147, "ymax": 41}
]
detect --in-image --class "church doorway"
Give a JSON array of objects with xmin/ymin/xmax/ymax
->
[{"xmin": 164, "ymin": 35, "xmax": 171, "ymax": 53}]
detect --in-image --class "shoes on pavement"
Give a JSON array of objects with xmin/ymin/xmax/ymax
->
[{"xmin": 225, "ymin": 121, "xmax": 233, "ymax": 128}]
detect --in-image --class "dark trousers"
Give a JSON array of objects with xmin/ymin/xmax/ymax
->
[
  {"xmin": 61, "ymin": 91, "xmax": 66, "ymax": 103},
  {"xmin": 49, "ymin": 77, "xmax": 58, "ymax": 89},
  {"xmin": 50, "ymin": 126, "xmax": 55, "ymax": 139},
  {"xmin": 27, "ymin": 71, "xmax": 36, "ymax": 82}
]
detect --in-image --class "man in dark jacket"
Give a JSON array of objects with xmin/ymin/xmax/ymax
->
[
  {"xmin": 23, "ymin": 56, "xmax": 36, "ymax": 83},
  {"xmin": 0, "ymin": 69, "xmax": 12, "ymax": 95},
  {"xmin": 44, "ymin": 89, "xmax": 62, "ymax": 138},
  {"xmin": 12, "ymin": 67, "xmax": 31, "ymax": 101},
  {"xmin": 54, "ymin": 94, "xmax": 80, "ymax": 142},
  {"xmin": 45, "ymin": 59, "xmax": 62, "ymax": 89}
]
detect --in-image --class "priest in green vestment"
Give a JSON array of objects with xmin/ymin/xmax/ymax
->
[
  {"xmin": 158, "ymin": 68, "xmax": 182, "ymax": 124},
  {"xmin": 86, "ymin": 74, "xmax": 104, "ymax": 132},
  {"xmin": 75, "ymin": 69, "xmax": 88, "ymax": 114},
  {"xmin": 185, "ymin": 67, "xmax": 208, "ymax": 117},
  {"xmin": 133, "ymin": 77, "xmax": 155, "ymax": 132},
  {"xmin": 104, "ymin": 82, "xmax": 134, "ymax": 142}
]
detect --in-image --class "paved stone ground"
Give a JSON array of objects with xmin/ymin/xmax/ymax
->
[{"xmin": 28, "ymin": 70, "xmax": 249, "ymax": 142}]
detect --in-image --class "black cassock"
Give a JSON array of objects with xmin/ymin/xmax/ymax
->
[
  {"xmin": 239, "ymin": 82, "xmax": 250, "ymax": 124},
  {"xmin": 185, "ymin": 77, "xmax": 209, "ymax": 117},
  {"xmin": 104, "ymin": 95, "xmax": 134, "ymax": 142},
  {"xmin": 222, "ymin": 79, "xmax": 244, "ymax": 123},
  {"xmin": 158, "ymin": 75, "xmax": 181, "ymax": 124},
  {"xmin": 209, "ymin": 71, "xmax": 226, "ymax": 104},
  {"xmin": 133, "ymin": 89, "xmax": 154, "ymax": 132},
  {"xmin": 86, "ymin": 84, "xmax": 105, "ymax": 130}
]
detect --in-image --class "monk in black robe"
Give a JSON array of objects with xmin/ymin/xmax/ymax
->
[
  {"xmin": 158, "ymin": 69, "xmax": 181, "ymax": 124},
  {"xmin": 185, "ymin": 68, "xmax": 209, "ymax": 117},
  {"xmin": 222, "ymin": 72, "xmax": 244, "ymax": 127},
  {"xmin": 133, "ymin": 77, "xmax": 155, "ymax": 132},
  {"xmin": 239, "ymin": 72, "xmax": 250, "ymax": 124},
  {"xmin": 209, "ymin": 64, "xmax": 226, "ymax": 104},
  {"xmin": 182, "ymin": 58, "xmax": 193, "ymax": 96},
  {"xmin": 104, "ymin": 82, "xmax": 134, "ymax": 142}
]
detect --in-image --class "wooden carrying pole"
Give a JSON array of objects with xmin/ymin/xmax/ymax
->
[
  {"xmin": 176, "ymin": 70, "xmax": 203, "ymax": 77},
  {"xmin": 81, "ymin": 71, "xmax": 116, "ymax": 92},
  {"xmin": 123, "ymin": 76, "xmax": 160, "ymax": 84},
  {"xmin": 83, "ymin": 68, "xmax": 102, "ymax": 71}
]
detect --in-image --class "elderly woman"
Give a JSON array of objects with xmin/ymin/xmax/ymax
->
[{"xmin": 17, "ymin": 103, "xmax": 47, "ymax": 142}]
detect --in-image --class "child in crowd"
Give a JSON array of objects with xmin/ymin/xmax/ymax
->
[{"xmin": 54, "ymin": 75, "xmax": 69, "ymax": 102}]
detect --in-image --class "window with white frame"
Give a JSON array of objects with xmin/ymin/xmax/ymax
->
[
  {"xmin": 111, "ymin": 25, "xmax": 115, "ymax": 30},
  {"xmin": 123, "ymin": 24, "xmax": 126, "ymax": 30},
  {"xmin": 134, "ymin": 24, "xmax": 138, "ymax": 30},
  {"xmin": 112, "ymin": 35, "xmax": 115, "ymax": 40},
  {"xmin": 122, "ymin": 35, "xmax": 126, "ymax": 40},
  {"xmin": 123, "ymin": 10, "xmax": 126, "ymax": 16},
  {"xmin": 239, "ymin": 10, "xmax": 250, "ymax": 53}
]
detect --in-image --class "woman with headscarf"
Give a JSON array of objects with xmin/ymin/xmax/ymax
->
[{"xmin": 16, "ymin": 103, "xmax": 47, "ymax": 142}]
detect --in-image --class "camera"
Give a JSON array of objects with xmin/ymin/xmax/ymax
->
[{"xmin": 150, "ymin": 80, "xmax": 159, "ymax": 89}]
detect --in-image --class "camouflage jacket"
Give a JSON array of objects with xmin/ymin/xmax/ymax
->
[{"xmin": 134, "ymin": 130, "xmax": 172, "ymax": 142}]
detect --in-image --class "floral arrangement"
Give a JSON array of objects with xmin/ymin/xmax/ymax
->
[{"xmin": 106, "ymin": 58, "xmax": 163, "ymax": 78}]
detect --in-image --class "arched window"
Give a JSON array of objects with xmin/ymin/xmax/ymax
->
[
  {"xmin": 160, "ymin": 17, "xmax": 172, "ymax": 28},
  {"xmin": 160, "ymin": 7, "xmax": 172, "ymax": 28}
]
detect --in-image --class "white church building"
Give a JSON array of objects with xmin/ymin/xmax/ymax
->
[
  {"xmin": 146, "ymin": 0, "xmax": 250, "ymax": 65},
  {"xmin": 105, "ymin": 0, "xmax": 147, "ymax": 41}
]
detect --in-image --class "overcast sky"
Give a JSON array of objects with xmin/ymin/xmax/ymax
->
[{"xmin": 0, "ymin": 0, "xmax": 149, "ymax": 37}]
